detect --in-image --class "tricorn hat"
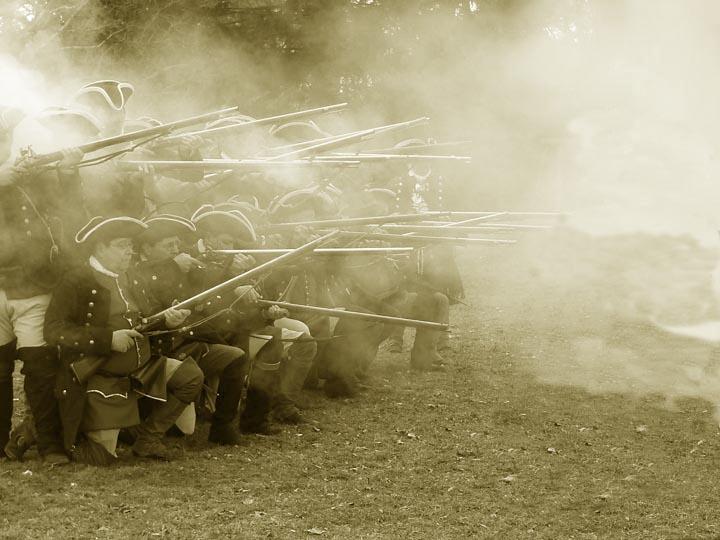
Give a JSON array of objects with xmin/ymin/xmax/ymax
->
[
  {"xmin": 269, "ymin": 120, "xmax": 331, "ymax": 143},
  {"xmin": 72, "ymin": 80, "xmax": 135, "ymax": 112},
  {"xmin": 140, "ymin": 214, "xmax": 196, "ymax": 244},
  {"xmin": 192, "ymin": 209, "xmax": 256, "ymax": 244},
  {"xmin": 75, "ymin": 216, "xmax": 147, "ymax": 246},
  {"xmin": 266, "ymin": 187, "xmax": 338, "ymax": 222}
]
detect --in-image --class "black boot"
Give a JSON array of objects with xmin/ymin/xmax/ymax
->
[
  {"xmin": 0, "ymin": 340, "xmax": 16, "ymax": 457},
  {"xmin": 19, "ymin": 347, "xmax": 67, "ymax": 463},
  {"xmin": 410, "ymin": 329, "xmax": 446, "ymax": 372},
  {"xmin": 239, "ymin": 386, "xmax": 280, "ymax": 435},
  {"xmin": 209, "ymin": 359, "xmax": 245, "ymax": 445}
]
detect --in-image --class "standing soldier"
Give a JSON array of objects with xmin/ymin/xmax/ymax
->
[{"xmin": 0, "ymin": 107, "xmax": 88, "ymax": 464}]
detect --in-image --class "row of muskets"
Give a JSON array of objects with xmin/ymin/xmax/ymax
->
[{"xmin": 27, "ymin": 102, "xmax": 561, "ymax": 339}]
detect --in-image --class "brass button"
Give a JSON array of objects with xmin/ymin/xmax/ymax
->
[
  {"xmin": 91, "ymin": 289, "xmax": 97, "ymax": 295},
  {"xmin": 87, "ymin": 313, "xmax": 93, "ymax": 318},
  {"xmin": 88, "ymin": 302, "xmax": 94, "ymax": 307},
  {"xmin": 89, "ymin": 340, "xmax": 95, "ymax": 345}
]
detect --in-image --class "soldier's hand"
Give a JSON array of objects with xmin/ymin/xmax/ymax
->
[
  {"xmin": 262, "ymin": 305, "xmax": 288, "ymax": 320},
  {"xmin": 173, "ymin": 253, "xmax": 204, "ymax": 273},
  {"xmin": 111, "ymin": 329, "xmax": 143, "ymax": 352},
  {"xmin": 164, "ymin": 307, "xmax": 191, "ymax": 329},
  {"xmin": 233, "ymin": 285, "xmax": 260, "ymax": 305},
  {"xmin": 231, "ymin": 253, "xmax": 255, "ymax": 273},
  {"xmin": 0, "ymin": 155, "xmax": 32, "ymax": 186},
  {"xmin": 57, "ymin": 147, "xmax": 84, "ymax": 174}
]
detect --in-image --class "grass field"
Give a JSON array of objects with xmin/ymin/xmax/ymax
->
[{"xmin": 2, "ymin": 230, "xmax": 720, "ymax": 539}]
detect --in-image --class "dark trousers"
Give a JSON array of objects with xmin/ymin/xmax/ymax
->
[
  {"xmin": 0, "ymin": 340, "xmax": 16, "ymax": 452},
  {"xmin": 19, "ymin": 346, "xmax": 64, "ymax": 456}
]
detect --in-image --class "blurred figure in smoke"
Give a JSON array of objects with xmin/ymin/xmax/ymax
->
[{"xmin": 0, "ymin": 106, "xmax": 87, "ymax": 465}]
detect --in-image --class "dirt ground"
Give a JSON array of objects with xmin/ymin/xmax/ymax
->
[{"xmin": 2, "ymin": 228, "xmax": 720, "ymax": 539}]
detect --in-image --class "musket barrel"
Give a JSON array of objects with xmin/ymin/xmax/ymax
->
[
  {"xmin": 30, "ymin": 106, "xmax": 240, "ymax": 166},
  {"xmin": 265, "ymin": 212, "xmax": 450, "ymax": 229},
  {"xmin": 320, "ymin": 154, "xmax": 472, "ymax": 162},
  {"xmin": 166, "ymin": 102, "xmax": 349, "ymax": 141},
  {"xmin": 382, "ymin": 223, "xmax": 552, "ymax": 232},
  {"xmin": 214, "ymin": 247, "xmax": 415, "ymax": 255},
  {"xmin": 257, "ymin": 300, "xmax": 448, "ymax": 330},
  {"xmin": 117, "ymin": 159, "xmax": 360, "ymax": 172},
  {"xmin": 336, "ymin": 231, "xmax": 516, "ymax": 245},
  {"xmin": 356, "ymin": 140, "xmax": 473, "ymax": 154}
]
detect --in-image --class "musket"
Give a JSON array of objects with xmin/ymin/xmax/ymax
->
[
  {"xmin": 214, "ymin": 247, "xmax": 415, "ymax": 255},
  {"xmin": 381, "ymin": 223, "xmax": 552, "ymax": 233},
  {"xmin": 117, "ymin": 159, "xmax": 360, "ymax": 172},
  {"xmin": 136, "ymin": 230, "xmax": 340, "ymax": 331},
  {"xmin": 437, "ymin": 212, "xmax": 507, "ymax": 227},
  {"xmin": 270, "ymin": 118, "xmax": 430, "ymax": 160},
  {"xmin": 336, "ymin": 231, "xmax": 516, "ymax": 245},
  {"xmin": 314, "ymin": 153, "xmax": 472, "ymax": 163},
  {"xmin": 353, "ymin": 140, "xmax": 472, "ymax": 154},
  {"xmin": 164, "ymin": 102, "xmax": 349, "ymax": 141},
  {"xmin": 264, "ymin": 211, "xmax": 450, "ymax": 229},
  {"xmin": 256, "ymin": 300, "xmax": 448, "ymax": 331},
  {"xmin": 28, "ymin": 107, "xmax": 240, "ymax": 167},
  {"xmin": 448, "ymin": 211, "xmax": 563, "ymax": 218}
]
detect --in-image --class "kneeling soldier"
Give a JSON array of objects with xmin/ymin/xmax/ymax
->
[
  {"xmin": 135, "ymin": 214, "xmax": 249, "ymax": 445},
  {"xmin": 44, "ymin": 216, "xmax": 203, "ymax": 463}
]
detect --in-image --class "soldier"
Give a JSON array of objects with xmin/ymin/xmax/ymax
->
[
  {"xmin": 192, "ymin": 208, "xmax": 317, "ymax": 426},
  {"xmin": 134, "ymin": 214, "xmax": 252, "ymax": 445},
  {"xmin": 0, "ymin": 108, "xmax": 89, "ymax": 464},
  {"xmin": 43, "ymin": 216, "xmax": 203, "ymax": 463}
]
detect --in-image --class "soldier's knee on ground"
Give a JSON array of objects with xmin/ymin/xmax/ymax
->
[{"xmin": 167, "ymin": 358, "xmax": 204, "ymax": 404}]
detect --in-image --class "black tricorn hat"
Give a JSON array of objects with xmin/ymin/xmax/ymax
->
[
  {"xmin": 75, "ymin": 216, "xmax": 147, "ymax": 246},
  {"xmin": 192, "ymin": 209, "xmax": 256, "ymax": 244},
  {"xmin": 139, "ymin": 214, "xmax": 196, "ymax": 244}
]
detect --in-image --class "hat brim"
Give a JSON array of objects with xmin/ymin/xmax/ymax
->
[{"xmin": 76, "ymin": 216, "xmax": 148, "ymax": 245}]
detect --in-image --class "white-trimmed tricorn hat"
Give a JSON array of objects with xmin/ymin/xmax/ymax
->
[
  {"xmin": 75, "ymin": 216, "xmax": 147, "ymax": 246},
  {"xmin": 72, "ymin": 80, "xmax": 135, "ymax": 112},
  {"xmin": 140, "ymin": 214, "xmax": 196, "ymax": 244},
  {"xmin": 192, "ymin": 209, "xmax": 256, "ymax": 244},
  {"xmin": 266, "ymin": 187, "xmax": 338, "ymax": 222},
  {"xmin": 268, "ymin": 120, "xmax": 331, "ymax": 143}
]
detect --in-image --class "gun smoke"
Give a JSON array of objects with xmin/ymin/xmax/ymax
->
[{"xmin": 3, "ymin": 1, "xmax": 720, "ymax": 417}]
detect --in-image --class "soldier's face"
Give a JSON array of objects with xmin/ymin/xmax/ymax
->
[
  {"xmin": 207, "ymin": 233, "xmax": 235, "ymax": 251},
  {"xmin": 144, "ymin": 236, "xmax": 181, "ymax": 261},
  {"xmin": 95, "ymin": 238, "xmax": 135, "ymax": 273}
]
